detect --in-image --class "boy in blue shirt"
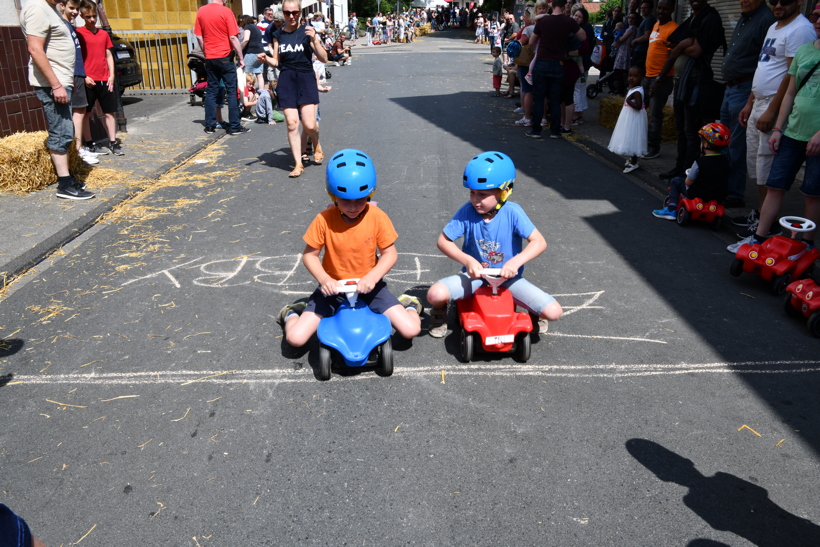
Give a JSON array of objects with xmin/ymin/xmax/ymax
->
[{"xmin": 426, "ymin": 151, "xmax": 563, "ymax": 337}]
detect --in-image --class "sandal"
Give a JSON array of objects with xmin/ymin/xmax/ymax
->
[
  {"xmin": 301, "ymin": 152, "xmax": 310, "ymax": 164},
  {"xmin": 288, "ymin": 164, "xmax": 305, "ymax": 178},
  {"xmin": 313, "ymin": 147, "xmax": 324, "ymax": 165}
]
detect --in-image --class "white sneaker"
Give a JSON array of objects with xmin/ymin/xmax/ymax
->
[
  {"xmin": 728, "ymin": 235, "xmax": 757, "ymax": 254},
  {"xmin": 514, "ymin": 117, "xmax": 532, "ymax": 127},
  {"xmin": 623, "ymin": 162, "xmax": 639, "ymax": 174},
  {"xmin": 513, "ymin": 107, "xmax": 523, "ymax": 114},
  {"xmin": 541, "ymin": 119, "xmax": 548, "ymax": 127},
  {"xmin": 344, "ymin": 59, "xmax": 351, "ymax": 65},
  {"xmin": 78, "ymin": 148, "xmax": 100, "ymax": 165},
  {"xmin": 80, "ymin": 146, "xmax": 100, "ymax": 157},
  {"xmin": 334, "ymin": 61, "xmax": 341, "ymax": 67}
]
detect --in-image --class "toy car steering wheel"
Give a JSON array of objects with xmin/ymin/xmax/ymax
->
[
  {"xmin": 479, "ymin": 268, "xmax": 506, "ymax": 295},
  {"xmin": 779, "ymin": 216, "xmax": 816, "ymax": 238},
  {"xmin": 336, "ymin": 278, "xmax": 360, "ymax": 304}
]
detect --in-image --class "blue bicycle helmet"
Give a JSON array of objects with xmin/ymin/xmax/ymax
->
[
  {"xmin": 326, "ymin": 149, "xmax": 377, "ymax": 201},
  {"xmin": 506, "ymin": 40, "xmax": 521, "ymax": 59},
  {"xmin": 463, "ymin": 151, "xmax": 516, "ymax": 213}
]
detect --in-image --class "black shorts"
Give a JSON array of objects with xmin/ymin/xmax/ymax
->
[
  {"xmin": 305, "ymin": 280, "xmax": 400, "ymax": 317},
  {"xmin": 71, "ymin": 76, "xmax": 88, "ymax": 109},
  {"xmin": 85, "ymin": 81, "xmax": 118, "ymax": 114},
  {"xmin": 276, "ymin": 69, "xmax": 320, "ymax": 109}
]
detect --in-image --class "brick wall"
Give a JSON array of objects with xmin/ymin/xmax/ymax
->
[{"xmin": 0, "ymin": 26, "xmax": 47, "ymax": 138}]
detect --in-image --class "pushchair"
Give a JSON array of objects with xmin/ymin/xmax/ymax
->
[
  {"xmin": 585, "ymin": 43, "xmax": 618, "ymax": 99},
  {"xmin": 187, "ymin": 49, "xmax": 208, "ymax": 106}
]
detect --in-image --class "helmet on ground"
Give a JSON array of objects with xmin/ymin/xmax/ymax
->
[
  {"xmin": 326, "ymin": 149, "xmax": 377, "ymax": 201},
  {"xmin": 698, "ymin": 122, "xmax": 731, "ymax": 147},
  {"xmin": 463, "ymin": 151, "xmax": 516, "ymax": 211},
  {"xmin": 506, "ymin": 40, "xmax": 521, "ymax": 59}
]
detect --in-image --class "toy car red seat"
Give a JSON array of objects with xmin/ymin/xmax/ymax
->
[{"xmin": 674, "ymin": 197, "xmax": 725, "ymax": 229}]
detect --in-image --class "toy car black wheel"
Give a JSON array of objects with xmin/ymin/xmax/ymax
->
[
  {"xmin": 377, "ymin": 338, "xmax": 393, "ymax": 377},
  {"xmin": 772, "ymin": 273, "xmax": 792, "ymax": 295},
  {"xmin": 808, "ymin": 311, "xmax": 820, "ymax": 338},
  {"xmin": 783, "ymin": 293, "xmax": 802, "ymax": 318},
  {"xmin": 586, "ymin": 84, "xmax": 599, "ymax": 99},
  {"xmin": 460, "ymin": 328, "xmax": 474, "ymax": 363},
  {"xmin": 729, "ymin": 258, "xmax": 744, "ymax": 277},
  {"xmin": 514, "ymin": 332, "xmax": 531, "ymax": 363},
  {"xmin": 318, "ymin": 344, "xmax": 332, "ymax": 381},
  {"xmin": 710, "ymin": 216, "xmax": 723, "ymax": 231},
  {"xmin": 802, "ymin": 263, "xmax": 815, "ymax": 279},
  {"xmin": 676, "ymin": 206, "xmax": 690, "ymax": 226},
  {"xmin": 663, "ymin": 196, "xmax": 671, "ymax": 208}
]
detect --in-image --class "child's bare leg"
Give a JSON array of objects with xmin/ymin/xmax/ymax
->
[
  {"xmin": 539, "ymin": 300, "xmax": 563, "ymax": 321},
  {"xmin": 383, "ymin": 304, "xmax": 421, "ymax": 338},
  {"xmin": 426, "ymin": 282, "xmax": 451, "ymax": 309},
  {"xmin": 283, "ymin": 310, "xmax": 322, "ymax": 347}
]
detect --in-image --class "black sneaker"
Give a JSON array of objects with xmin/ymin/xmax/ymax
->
[
  {"xmin": 525, "ymin": 130, "xmax": 542, "ymax": 139},
  {"xmin": 226, "ymin": 127, "xmax": 251, "ymax": 135},
  {"xmin": 56, "ymin": 186, "xmax": 95, "ymax": 200},
  {"xmin": 109, "ymin": 142, "xmax": 124, "ymax": 156},
  {"xmin": 560, "ymin": 126, "xmax": 572, "ymax": 134},
  {"xmin": 731, "ymin": 209, "xmax": 759, "ymax": 227},
  {"xmin": 87, "ymin": 143, "xmax": 109, "ymax": 155},
  {"xmin": 254, "ymin": 117, "xmax": 268, "ymax": 124},
  {"xmin": 642, "ymin": 147, "xmax": 660, "ymax": 159},
  {"xmin": 736, "ymin": 220, "xmax": 779, "ymax": 239},
  {"xmin": 658, "ymin": 169, "xmax": 684, "ymax": 180},
  {"xmin": 204, "ymin": 125, "xmax": 216, "ymax": 134},
  {"xmin": 74, "ymin": 178, "xmax": 87, "ymax": 191}
]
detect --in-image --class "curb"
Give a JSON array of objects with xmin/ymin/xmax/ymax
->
[{"xmin": 1, "ymin": 133, "xmax": 222, "ymax": 289}]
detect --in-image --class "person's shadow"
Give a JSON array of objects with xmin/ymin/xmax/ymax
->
[{"xmin": 626, "ymin": 439, "xmax": 820, "ymax": 547}]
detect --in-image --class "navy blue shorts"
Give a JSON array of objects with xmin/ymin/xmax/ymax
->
[
  {"xmin": 0, "ymin": 504, "xmax": 32, "ymax": 547},
  {"xmin": 276, "ymin": 69, "xmax": 320, "ymax": 109},
  {"xmin": 304, "ymin": 280, "xmax": 400, "ymax": 318}
]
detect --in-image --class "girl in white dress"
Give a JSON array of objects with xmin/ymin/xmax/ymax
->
[{"xmin": 608, "ymin": 65, "xmax": 648, "ymax": 173}]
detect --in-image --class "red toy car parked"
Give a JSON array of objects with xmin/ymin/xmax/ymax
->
[
  {"xmin": 457, "ymin": 269, "xmax": 533, "ymax": 363},
  {"xmin": 669, "ymin": 197, "xmax": 725, "ymax": 230},
  {"xmin": 730, "ymin": 216, "xmax": 819, "ymax": 295},
  {"xmin": 783, "ymin": 279, "xmax": 820, "ymax": 338}
]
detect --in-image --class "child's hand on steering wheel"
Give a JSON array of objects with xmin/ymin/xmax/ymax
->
[
  {"xmin": 499, "ymin": 263, "xmax": 518, "ymax": 279},
  {"xmin": 320, "ymin": 277, "xmax": 339, "ymax": 296},
  {"xmin": 465, "ymin": 258, "xmax": 485, "ymax": 278}
]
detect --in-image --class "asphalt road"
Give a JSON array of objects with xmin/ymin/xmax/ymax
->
[{"xmin": 1, "ymin": 34, "xmax": 819, "ymax": 546}]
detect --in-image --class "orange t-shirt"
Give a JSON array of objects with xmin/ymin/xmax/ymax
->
[
  {"xmin": 644, "ymin": 20, "xmax": 678, "ymax": 78},
  {"xmin": 303, "ymin": 205, "xmax": 399, "ymax": 280}
]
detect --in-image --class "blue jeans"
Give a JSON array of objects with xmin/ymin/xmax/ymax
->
[
  {"xmin": 530, "ymin": 59, "xmax": 563, "ymax": 136},
  {"xmin": 667, "ymin": 176, "xmax": 690, "ymax": 205},
  {"xmin": 205, "ymin": 56, "xmax": 241, "ymax": 132},
  {"xmin": 720, "ymin": 81, "xmax": 752, "ymax": 201},
  {"xmin": 767, "ymin": 135, "xmax": 820, "ymax": 197},
  {"xmin": 35, "ymin": 86, "xmax": 74, "ymax": 153}
]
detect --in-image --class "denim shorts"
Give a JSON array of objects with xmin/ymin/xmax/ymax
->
[
  {"xmin": 304, "ymin": 280, "xmax": 400, "ymax": 317},
  {"xmin": 766, "ymin": 135, "xmax": 820, "ymax": 197},
  {"xmin": 243, "ymin": 53, "xmax": 264, "ymax": 74},
  {"xmin": 35, "ymin": 86, "xmax": 74, "ymax": 153},
  {"xmin": 517, "ymin": 64, "xmax": 532, "ymax": 94},
  {"xmin": 437, "ymin": 272, "xmax": 556, "ymax": 314}
]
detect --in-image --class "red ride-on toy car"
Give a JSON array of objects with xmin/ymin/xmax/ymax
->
[
  {"xmin": 664, "ymin": 196, "xmax": 725, "ymax": 230},
  {"xmin": 456, "ymin": 269, "xmax": 533, "ymax": 363},
  {"xmin": 783, "ymin": 279, "xmax": 820, "ymax": 338},
  {"xmin": 730, "ymin": 216, "xmax": 820, "ymax": 295}
]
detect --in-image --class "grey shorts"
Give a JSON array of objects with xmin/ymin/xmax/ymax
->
[
  {"xmin": 35, "ymin": 86, "xmax": 74, "ymax": 154},
  {"xmin": 71, "ymin": 76, "xmax": 88, "ymax": 109}
]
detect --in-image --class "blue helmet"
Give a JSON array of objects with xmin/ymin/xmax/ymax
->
[
  {"xmin": 463, "ymin": 151, "xmax": 516, "ymax": 212},
  {"xmin": 326, "ymin": 149, "xmax": 377, "ymax": 201},
  {"xmin": 506, "ymin": 40, "xmax": 521, "ymax": 59}
]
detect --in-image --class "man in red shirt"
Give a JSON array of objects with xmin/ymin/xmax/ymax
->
[
  {"xmin": 76, "ymin": 0, "xmax": 121, "ymax": 155},
  {"xmin": 194, "ymin": 0, "xmax": 247, "ymax": 135}
]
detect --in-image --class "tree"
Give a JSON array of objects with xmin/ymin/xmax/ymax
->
[{"xmin": 590, "ymin": 0, "xmax": 623, "ymax": 24}]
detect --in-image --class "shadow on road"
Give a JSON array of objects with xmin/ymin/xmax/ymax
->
[{"xmin": 627, "ymin": 438, "xmax": 820, "ymax": 546}]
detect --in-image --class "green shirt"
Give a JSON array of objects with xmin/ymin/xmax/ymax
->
[{"xmin": 785, "ymin": 40, "xmax": 820, "ymax": 142}]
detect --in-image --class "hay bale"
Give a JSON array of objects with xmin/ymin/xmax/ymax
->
[
  {"xmin": 417, "ymin": 24, "xmax": 431, "ymax": 36},
  {"xmin": 598, "ymin": 96, "xmax": 676, "ymax": 142},
  {"xmin": 0, "ymin": 131, "xmax": 84, "ymax": 194}
]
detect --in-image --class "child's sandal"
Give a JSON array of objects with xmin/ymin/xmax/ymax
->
[{"xmin": 288, "ymin": 165, "xmax": 305, "ymax": 178}]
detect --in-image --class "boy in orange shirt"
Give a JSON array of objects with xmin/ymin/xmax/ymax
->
[{"xmin": 278, "ymin": 149, "xmax": 422, "ymax": 347}]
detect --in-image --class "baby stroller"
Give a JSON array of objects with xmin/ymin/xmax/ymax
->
[
  {"xmin": 585, "ymin": 43, "xmax": 617, "ymax": 99},
  {"xmin": 187, "ymin": 49, "xmax": 208, "ymax": 106}
]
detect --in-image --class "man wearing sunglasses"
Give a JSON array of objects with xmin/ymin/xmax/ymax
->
[
  {"xmin": 194, "ymin": 0, "xmax": 247, "ymax": 135},
  {"xmin": 733, "ymin": 0, "xmax": 816, "ymax": 239}
]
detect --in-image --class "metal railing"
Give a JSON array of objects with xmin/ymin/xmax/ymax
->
[{"xmin": 115, "ymin": 30, "xmax": 196, "ymax": 92}]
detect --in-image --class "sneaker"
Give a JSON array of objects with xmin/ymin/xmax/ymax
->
[
  {"xmin": 731, "ymin": 209, "xmax": 759, "ymax": 227},
  {"xmin": 560, "ymin": 126, "xmax": 572, "ymax": 134},
  {"xmin": 226, "ymin": 127, "xmax": 251, "ymax": 135},
  {"xmin": 334, "ymin": 61, "xmax": 341, "ymax": 67},
  {"xmin": 658, "ymin": 168, "xmax": 683, "ymax": 181},
  {"xmin": 344, "ymin": 59, "xmax": 352, "ymax": 65},
  {"xmin": 87, "ymin": 143, "xmax": 109, "ymax": 155},
  {"xmin": 513, "ymin": 107, "xmax": 524, "ymax": 114},
  {"xmin": 204, "ymin": 125, "xmax": 216, "ymax": 134},
  {"xmin": 398, "ymin": 294, "xmax": 423, "ymax": 315},
  {"xmin": 525, "ymin": 130, "xmax": 542, "ymax": 139},
  {"xmin": 78, "ymin": 148, "xmax": 99, "ymax": 165},
  {"xmin": 541, "ymin": 119, "xmax": 549, "ymax": 127},
  {"xmin": 80, "ymin": 146, "xmax": 100, "ymax": 157},
  {"xmin": 736, "ymin": 220, "xmax": 779, "ymax": 239},
  {"xmin": 641, "ymin": 147, "xmax": 660, "ymax": 160},
  {"xmin": 428, "ymin": 306, "xmax": 448, "ymax": 338},
  {"xmin": 530, "ymin": 313, "xmax": 549, "ymax": 334},
  {"xmin": 571, "ymin": 117, "xmax": 583, "ymax": 126},
  {"xmin": 623, "ymin": 162, "xmax": 639, "ymax": 174},
  {"xmin": 109, "ymin": 142, "xmax": 124, "ymax": 156},
  {"xmin": 728, "ymin": 234, "xmax": 759, "ymax": 254},
  {"xmin": 254, "ymin": 117, "xmax": 268, "ymax": 124},
  {"xmin": 549, "ymin": 133, "xmax": 561, "ymax": 139},
  {"xmin": 652, "ymin": 206, "xmax": 676, "ymax": 220},
  {"xmin": 525, "ymin": 72, "xmax": 533, "ymax": 85},
  {"xmin": 56, "ymin": 185, "xmax": 95, "ymax": 201},
  {"xmin": 74, "ymin": 178, "xmax": 87, "ymax": 191},
  {"xmin": 514, "ymin": 117, "xmax": 532, "ymax": 127},
  {"xmin": 277, "ymin": 302, "xmax": 306, "ymax": 326}
]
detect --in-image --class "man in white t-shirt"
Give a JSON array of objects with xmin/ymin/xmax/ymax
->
[{"xmin": 737, "ymin": 0, "xmax": 815, "ymax": 236}]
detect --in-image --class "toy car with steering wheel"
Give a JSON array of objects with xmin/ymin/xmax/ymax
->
[
  {"xmin": 730, "ymin": 216, "xmax": 819, "ymax": 295},
  {"xmin": 316, "ymin": 279, "xmax": 393, "ymax": 381},
  {"xmin": 664, "ymin": 196, "xmax": 725, "ymax": 230},
  {"xmin": 456, "ymin": 268, "xmax": 533, "ymax": 363},
  {"xmin": 783, "ymin": 279, "xmax": 820, "ymax": 338}
]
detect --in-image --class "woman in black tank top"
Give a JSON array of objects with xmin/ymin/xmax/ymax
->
[{"xmin": 258, "ymin": 0, "xmax": 327, "ymax": 178}]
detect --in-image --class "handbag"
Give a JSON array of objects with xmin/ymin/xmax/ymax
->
[
  {"xmin": 590, "ymin": 43, "xmax": 603, "ymax": 66},
  {"xmin": 513, "ymin": 40, "xmax": 534, "ymax": 66}
]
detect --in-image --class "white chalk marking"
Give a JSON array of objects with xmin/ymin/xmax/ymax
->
[
  {"xmin": 545, "ymin": 332, "xmax": 666, "ymax": 344},
  {"xmin": 121, "ymin": 257, "xmax": 204, "ymax": 287}
]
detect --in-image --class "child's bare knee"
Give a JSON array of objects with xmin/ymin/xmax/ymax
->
[
  {"xmin": 426, "ymin": 283, "xmax": 450, "ymax": 307},
  {"xmin": 541, "ymin": 301, "xmax": 563, "ymax": 321}
]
